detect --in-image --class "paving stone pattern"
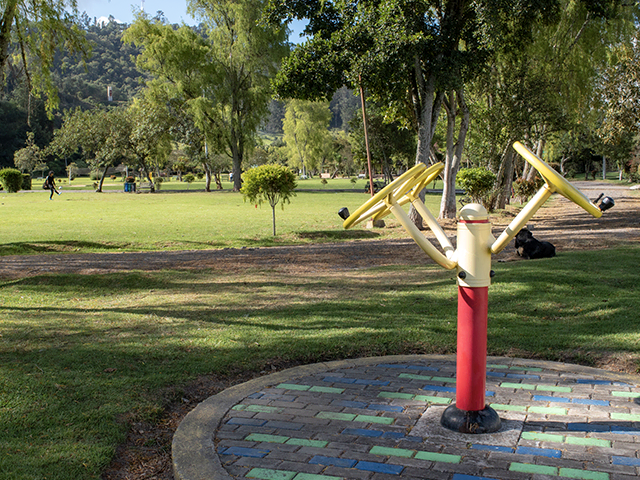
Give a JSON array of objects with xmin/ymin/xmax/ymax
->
[{"xmin": 180, "ymin": 357, "xmax": 640, "ymax": 480}]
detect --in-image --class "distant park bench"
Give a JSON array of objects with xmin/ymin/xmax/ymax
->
[{"xmin": 137, "ymin": 182, "xmax": 154, "ymax": 193}]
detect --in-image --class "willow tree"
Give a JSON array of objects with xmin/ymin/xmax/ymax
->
[
  {"xmin": 125, "ymin": 2, "xmax": 288, "ymax": 192},
  {"xmin": 0, "ymin": 0, "xmax": 88, "ymax": 116}
]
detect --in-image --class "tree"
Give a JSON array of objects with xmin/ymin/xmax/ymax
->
[
  {"xmin": 13, "ymin": 132, "xmax": 42, "ymax": 172},
  {"xmin": 124, "ymin": 3, "xmax": 288, "ymax": 192},
  {"xmin": 282, "ymin": 99, "xmax": 331, "ymax": 177},
  {"xmin": 266, "ymin": 0, "xmax": 632, "ymax": 219},
  {"xmin": 48, "ymin": 106, "xmax": 134, "ymax": 192},
  {"xmin": 0, "ymin": 0, "xmax": 89, "ymax": 115},
  {"xmin": 241, "ymin": 163, "xmax": 297, "ymax": 235}
]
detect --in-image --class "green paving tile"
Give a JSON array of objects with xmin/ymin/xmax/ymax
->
[
  {"xmin": 293, "ymin": 474, "xmax": 342, "ymax": 480},
  {"xmin": 520, "ymin": 431, "xmax": 565, "ymax": 443},
  {"xmin": 309, "ymin": 386, "xmax": 345, "ymax": 394},
  {"xmin": 509, "ymin": 462, "xmax": 557, "ymax": 475},
  {"xmin": 430, "ymin": 376, "xmax": 456, "ymax": 383},
  {"xmin": 611, "ymin": 391, "xmax": 640, "ymax": 398},
  {"xmin": 355, "ymin": 414, "xmax": 394, "ymax": 424},
  {"xmin": 538, "ymin": 385, "xmax": 572, "ymax": 393},
  {"xmin": 247, "ymin": 468, "xmax": 297, "ymax": 480},
  {"xmin": 501, "ymin": 382, "xmax": 535, "ymax": 390},
  {"xmin": 610, "ymin": 412, "xmax": 640, "ymax": 422},
  {"xmin": 286, "ymin": 438, "xmax": 328, "ymax": 448},
  {"xmin": 316, "ymin": 411, "xmax": 356, "ymax": 421},
  {"xmin": 528, "ymin": 406, "xmax": 567, "ymax": 416},
  {"xmin": 370, "ymin": 446, "xmax": 414, "ymax": 458},
  {"xmin": 245, "ymin": 405, "xmax": 283, "ymax": 413},
  {"xmin": 414, "ymin": 395, "xmax": 452, "ymax": 404},
  {"xmin": 378, "ymin": 391, "xmax": 414, "ymax": 400},
  {"xmin": 490, "ymin": 403, "xmax": 527, "ymax": 412},
  {"xmin": 245, "ymin": 433, "xmax": 289, "ymax": 443},
  {"xmin": 232, "ymin": 404, "xmax": 247, "ymax": 410},
  {"xmin": 487, "ymin": 364, "xmax": 509, "ymax": 369},
  {"xmin": 558, "ymin": 468, "xmax": 609, "ymax": 480},
  {"xmin": 276, "ymin": 383, "xmax": 310, "ymax": 391},
  {"xmin": 565, "ymin": 437, "xmax": 611, "ymax": 448},
  {"xmin": 511, "ymin": 366, "xmax": 543, "ymax": 372},
  {"xmin": 414, "ymin": 451, "xmax": 461, "ymax": 463},
  {"xmin": 399, "ymin": 373, "xmax": 432, "ymax": 380}
]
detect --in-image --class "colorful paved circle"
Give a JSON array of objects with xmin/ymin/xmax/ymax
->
[{"xmin": 172, "ymin": 355, "xmax": 640, "ymax": 480}]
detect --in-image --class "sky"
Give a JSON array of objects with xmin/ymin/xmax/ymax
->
[
  {"xmin": 76, "ymin": 0, "xmax": 196, "ymax": 25},
  {"xmin": 75, "ymin": 0, "xmax": 306, "ymax": 40}
]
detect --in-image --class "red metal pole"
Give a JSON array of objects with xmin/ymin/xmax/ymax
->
[{"xmin": 456, "ymin": 286, "xmax": 488, "ymax": 412}]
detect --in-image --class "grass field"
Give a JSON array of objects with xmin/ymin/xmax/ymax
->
[
  {"xmin": 1, "ymin": 184, "xmax": 639, "ymax": 479},
  {"xmin": 0, "ymin": 187, "xmax": 445, "ymax": 256}
]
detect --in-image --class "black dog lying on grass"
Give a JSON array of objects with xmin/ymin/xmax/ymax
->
[{"xmin": 514, "ymin": 228, "xmax": 556, "ymax": 259}]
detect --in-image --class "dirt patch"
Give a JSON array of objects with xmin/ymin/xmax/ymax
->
[{"xmin": 3, "ymin": 183, "xmax": 639, "ymax": 480}]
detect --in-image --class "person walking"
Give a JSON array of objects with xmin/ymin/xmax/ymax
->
[{"xmin": 44, "ymin": 171, "xmax": 60, "ymax": 200}]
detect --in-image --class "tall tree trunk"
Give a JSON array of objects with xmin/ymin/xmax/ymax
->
[
  {"xmin": 525, "ymin": 139, "xmax": 544, "ymax": 181},
  {"xmin": 97, "ymin": 165, "xmax": 109, "ymax": 193},
  {"xmin": 439, "ymin": 88, "xmax": 469, "ymax": 219},
  {"xmin": 494, "ymin": 143, "xmax": 515, "ymax": 210},
  {"xmin": 408, "ymin": 66, "xmax": 443, "ymax": 227},
  {"xmin": 202, "ymin": 162, "xmax": 212, "ymax": 192},
  {"xmin": 231, "ymin": 126, "xmax": 242, "ymax": 192}
]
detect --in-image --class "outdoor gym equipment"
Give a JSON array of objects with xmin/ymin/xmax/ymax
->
[{"xmin": 339, "ymin": 141, "xmax": 614, "ymax": 434}]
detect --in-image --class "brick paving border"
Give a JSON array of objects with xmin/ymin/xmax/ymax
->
[{"xmin": 172, "ymin": 355, "xmax": 640, "ymax": 480}]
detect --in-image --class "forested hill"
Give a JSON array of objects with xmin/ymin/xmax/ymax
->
[
  {"xmin": 54, "ymin": 19, "xmax": 146, "ymax": 111},
  {"xmin": 0, "ymin": 19, "xmax": 145, "ymax": 168}
]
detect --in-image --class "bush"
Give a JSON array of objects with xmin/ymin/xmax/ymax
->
[
  {"xmin": 512, "ymin": 177, "xmax": 544, "ymax": 203},
  {"xmin": 456, "ymin": 167, "xmax": 496, "ymax": 206},
  {"xmin": 22, "ymin": 173, "xmax": 32, "ymax": 190},
  {"xmin": 0, "ymin": 168, "xmax": 24, "ymax": 193}
]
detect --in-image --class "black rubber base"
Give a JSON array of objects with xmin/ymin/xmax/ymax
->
[{"xmin": 440, "ymin": 404, "xmax": 502, "ymax": 434}]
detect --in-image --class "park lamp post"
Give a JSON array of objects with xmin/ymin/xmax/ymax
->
[{"xmin": 339, "ymin": 141, "xmax": 614, "ymax": 434}]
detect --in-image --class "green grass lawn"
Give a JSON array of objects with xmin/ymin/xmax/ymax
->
[
  {"xmin": 0, "ymin": 188, "xmax": 445, "ymax": 256},
  {"xmin": 1, "ymin": 246, "xmax": 639, "ymax": 479},
  {"xmin": 1, "ymin": 185, "xmax": 639, "ymax": 479}
]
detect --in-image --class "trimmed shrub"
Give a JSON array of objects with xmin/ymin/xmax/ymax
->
[
  {"xmin": 0, "ymin": 168, "xmax": 24, "ymax": 193},
  {"xmin": 457, "ymin": 167, "xmax": 496, "ymax": 204},
  {"xmin": 22, "ymin": 173, "xmax": 32, "ymax": 190}
]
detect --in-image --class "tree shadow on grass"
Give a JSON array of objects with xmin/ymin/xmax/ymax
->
[
  {"xmin": 0, "ymin": 241, "xmax": 125, "ymax": 256},
  {"xmin": 296, "ymin": 230, "xmax": 381, "ymax": 241}
]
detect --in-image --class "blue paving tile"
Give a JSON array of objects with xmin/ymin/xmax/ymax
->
[
  {"xmin": 405, "ymin": 435, "xmax": 423, "ymax": 442},
  {"xmin": 227, "ymin": 418, "xmax": 268, "ymax": 427},
  {"xmin": 452, "ymin": 475, "xmax": 500, "ymax": 480},
  {"xmin": 471, "ymin": 444, "xmax": 514, "ymax": 453},
  {"xmin": 355, "ymin": 379, "xmax": 391, "ymax": 386},
  {"xmin": 486, "ymin": 372, "xmax": 506, "ymax": 377},
  {"xmin": 264, "ymin": 421, "xmax": 304, "ymax": 430},
  {"xmin": 355, "ymin": 460, "xmax": 404, "ymax": 475},
  {"xmin": 323, "ymin": 376, "xmax": 357, "ymax": 384},
  {"xmin": 381, "ymin": 431, "xmax": 405, "ymax": 439},
  {"xmin": 515, "ymin": 446, "xmax": 562, "ymax": 458},
  {"xmin": 342, "ymin": 428, "xmax": 383, "ymax": 438},
  {"xmin": 334, "ymin": 400, "xmax": 368, "ymax": 409},
  {"xmin": 221, "ymin": 446, "xmax": 269, "ymax": 458},
  {"xmin": 576, "ymin": 379, "xmax": 611, "ymax": 385},
  {"xmin": 611, "ymin": 425, "xmax": 640, "ymax": 435},
  {"xmin": 423, "ymin": 385, "xmax": 457, "ymax": 393},
  {"xmin": 217, "ymin": 447, "xmax": 228, "ymax": 454},
  {"xmin": 376, "ymin": 363, "xmax": 439, "ymax": 371},
  {"xmin": 309, "ymin": 455, "xmax": 357, "ymax": 468},
  {"xmin": 506, "ymin": 373, "xmax": 540, "ymax": 380},
  {"xmin": 612, "ymin": 456, "xmax": 640, "ymax": 466},
  {"xmin": 571, "ymin": 398, "xmax": 609, "ymax": 406},
  {"xmin": 532, "ymin": 395, "xmax": 571, "ymax": 403},
  {"xmin": 567, "ymin": 423, "xmax": 609, "ymax": 432},
  {"xmin": 486, "ymin": 391, "xmax": 495, "ymax": 397},
  {"xmin": 368, "ymin": 404, "xmax": 404, "ymax": 412},
  {"xmin": 247, "ymin": 392, "xmax": 264, "ymax": 399}
]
